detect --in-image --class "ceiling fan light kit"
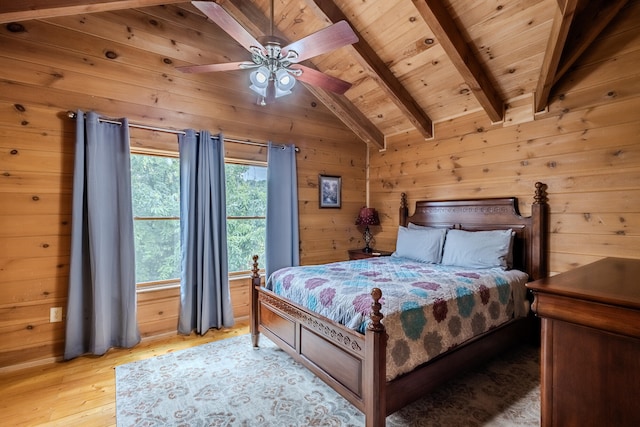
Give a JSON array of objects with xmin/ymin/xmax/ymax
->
[
  {"xmin": 178, "ymin": 1, "xmax": 358, "ymax": 105},
  {"xmin": 249, "ymin": 66, "xmax": 297, "ymax": 104}
]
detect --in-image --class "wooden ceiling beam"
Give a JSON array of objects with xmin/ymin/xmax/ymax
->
[
  {"xmin": 534, "ymin": 0, "xmax": 579, "ymax": 112},
  {"xmin": 531, "ymin": 0, "xmax": 627, "ymax": 113},
  {"xmin": 554, "ymin": 0, "xmax": 629, "ymax": 85},
  {"xmin": 302, "ymin": 85, "xmax": 386, "ymax": 148},
  {"xmin": 412, "ymin": 0, "xmax": 504, "ymax": 123},
  {"xmin": 0, "ymin": 0, "xmax": 185, "ymax": 23},
  {"xmin": 222, "ymin": 0, "xmax": 385, "ymax": 148},
  {"xmin": 309, "ymin": 0, "xmax": 433, "ymax": 139}
]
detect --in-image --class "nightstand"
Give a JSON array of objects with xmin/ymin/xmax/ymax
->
[{"xmin": 348, "ymin": 249, "xmax": 393, "ymax": 260}]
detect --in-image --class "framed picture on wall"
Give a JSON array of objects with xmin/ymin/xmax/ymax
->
[{"xmin": 319, "ymin": 174, "xmax": 341, "ymax": 208}]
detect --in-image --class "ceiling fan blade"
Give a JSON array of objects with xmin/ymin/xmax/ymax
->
[
  {"xmin": 176, "ymin": 61, "xmax": 251, "ymax": 73},
  {"xmin": 292, "ymin": 65, "xmax": 352, "ymax": 95},
  {"xmin": 192, "ymin": 1, "xmax": 265, "ymax": 53},
  {"xmin": 283, "ymin": 20, "xmax": 358, "ymax": 63}
]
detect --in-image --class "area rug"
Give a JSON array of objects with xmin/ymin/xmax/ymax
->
[{"xmin": 115, "ymin": 334, "xmax": 540, "ymax": 426}]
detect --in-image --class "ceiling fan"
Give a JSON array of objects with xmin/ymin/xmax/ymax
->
[{"xmin": 177, "ymin": 1, "xmax": 359, "ymax": 105}]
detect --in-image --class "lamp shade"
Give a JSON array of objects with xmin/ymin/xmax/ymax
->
[
  {"xmin": 250, "ymin": 66, "xmax": 270, "ymax": 88},
  {"xmin": 275, "ymin": 68, "xmax": 296, "ymax": 91},
  {"xmin": 355, "ymin": 207, "xmax": 380, "ymax": 226},
  {"xmin": 249, "ymin": 66, "xmax": 270, "ymax": 97}
]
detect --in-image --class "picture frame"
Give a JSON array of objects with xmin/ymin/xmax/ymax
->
[{"xmin": 318, "ymin": 174, "xmax": 341, "ymax": 208}]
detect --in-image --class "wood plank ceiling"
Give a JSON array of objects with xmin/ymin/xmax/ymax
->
[{"xmin": 0, "ymin": 0, "xmax": 628, "ymax": 149}]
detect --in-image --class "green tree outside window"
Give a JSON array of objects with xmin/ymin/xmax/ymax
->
[{"xmin": 130, "ymin": 154, "xmax": 266, "ymax": 286}]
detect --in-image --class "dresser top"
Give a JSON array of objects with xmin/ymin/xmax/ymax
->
[{"xmin": 526, "ymin": 257, "xmax": 640, "ymax": 309}]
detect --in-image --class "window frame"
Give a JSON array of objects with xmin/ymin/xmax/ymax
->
[{"xmin": 129, "ymin": 148, "xmax": 268, "ymax": 287}]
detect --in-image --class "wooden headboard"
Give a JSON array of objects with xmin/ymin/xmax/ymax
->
[{"xmin": 399, "ymin": 182, "xmax": 549, "ymax": 281}]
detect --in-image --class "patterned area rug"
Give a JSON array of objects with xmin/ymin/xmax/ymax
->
[{"xmin": 116, "ymin": 334, "xmax": 540, "ymax": 426}]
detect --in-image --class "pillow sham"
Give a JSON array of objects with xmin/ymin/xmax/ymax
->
[
  {"xmin": 441, "ymin": 229, "xmax": 514, "ymax": 269},
  {"xmin": 392, "ymin": 226, "xmax": 447, "ymax": 264}
]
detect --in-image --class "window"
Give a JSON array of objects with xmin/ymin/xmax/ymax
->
[
  {"xmin": 130, "ymin": 154, "xmax": 181, "ymax": 288},
  {"xmin": 225, "ymin": 163, "xmax": 267, "ymax": 274},
  {"xmin": 130, "ymin": 153, "xmax": 267, "ymax": 286}
]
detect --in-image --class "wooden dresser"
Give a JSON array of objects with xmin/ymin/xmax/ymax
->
[{"xmin": 526, "ymin": 257, "xmax": 640, "ymax": 427}]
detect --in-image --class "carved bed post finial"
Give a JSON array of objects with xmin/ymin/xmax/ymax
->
[
  {"xmin": 531, "ymin": 183, "xmax": 549, "ymax": 280},
  {"xmin": 250, "ymin": 255, "xmax": 261, "ymax": 347},
  {"xmin": 534, "ymin": 182, "xmax": 548, "ymax": 205},
  {"xmin": 368, "ymin": 288, "xmax": 385, "ymax": 332},
  {"xmin": 400, "ymin": 193, "xmax": 408, "ymax": 226},
  {"xmin": 251, "ymin": 255, "xmax": 259, "ymax": 279}
]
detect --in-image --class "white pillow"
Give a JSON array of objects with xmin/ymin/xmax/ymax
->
[
  {"xmin": 392, "ymin": 226, "xmax": 447, "ymax": 264},
  {"xmin": 441, "ymin": 229, "xmax": 513, "ymax": 269},
  {"xmin": 407, "ymin": 222, "xmax": 436, "ymax": 230}
]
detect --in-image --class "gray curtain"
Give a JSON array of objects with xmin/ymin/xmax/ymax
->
[
  {"xmin": 178, "ymin": 129, "xmax": 234, "ymax": 334},
  {"xmin": 64, "ymin": 110, "xmax": 140, "ymax": 360},
  {"xmin": 265, "ymin": 142, "xmax": 300, "ymax": 278}
]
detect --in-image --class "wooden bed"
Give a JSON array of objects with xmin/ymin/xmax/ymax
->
[{"xmin": 250, "ymin": 182, "xmax": 549, "ymax": 427}]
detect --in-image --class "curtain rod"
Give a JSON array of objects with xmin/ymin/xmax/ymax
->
[{"xmin": 66, "ymin": 111, "xmax": 298, "ymax": 152}]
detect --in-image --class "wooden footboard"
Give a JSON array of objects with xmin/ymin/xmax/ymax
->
[{"xmin": 251, "ymin": 255, "xmax": 387, "ymax": 424}]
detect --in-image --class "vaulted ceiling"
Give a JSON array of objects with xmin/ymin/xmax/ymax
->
[{"xmin": 0, "ymin": 0, "xmax": 628, "ymax": 148}]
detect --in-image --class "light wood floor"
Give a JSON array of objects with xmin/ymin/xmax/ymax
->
[{"xmin": 0, "ymin": 321, "xmax": 249, "ymax": 427}]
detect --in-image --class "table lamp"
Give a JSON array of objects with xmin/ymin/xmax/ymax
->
[{"xmin": 355, "ymin": 207, "xmax": 380, "ymax": 253}]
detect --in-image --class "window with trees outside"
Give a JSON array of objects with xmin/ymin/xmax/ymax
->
[
  {"xmin": 130, "ymin": 153, "xmax": 267, "ymax": 289},
  {"xmin": 225, "ymin": 162, "xmax": 267, "ymax": 275},
  {"xmin": 130, "ymin": 154, "xmax": 181, "ymax": 289}
]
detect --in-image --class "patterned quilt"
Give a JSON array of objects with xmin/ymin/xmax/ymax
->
[{"xmin": 267, "ymin": 256, "xmax": 529, "ymax": 381}]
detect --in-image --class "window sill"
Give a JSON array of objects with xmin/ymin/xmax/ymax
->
[{"xmin": 136, "ymin": 273, "xmax": 264, "ymax": 293}]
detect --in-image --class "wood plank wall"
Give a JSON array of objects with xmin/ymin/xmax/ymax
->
[
  {"xmin": 369, "ymin": 1, "xmax": 640, "ymax": 275},
  {"xmin": 0, "ymin": 7, "xmax": 366, "ymax": 368},
  {"xmin": 1, "ymin": 1, "xmax": 638, "ymax": 369}
]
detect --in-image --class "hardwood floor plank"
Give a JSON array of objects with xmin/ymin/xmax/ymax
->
[{"xmin": 0, "ymin": 322, "xmax": 249, "ymax": 426}]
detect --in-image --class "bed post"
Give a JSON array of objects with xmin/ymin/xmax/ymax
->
[
  {"xmin": 399, "ymin": 192, "xmax": 408, "ymax": 226},
  {"xmin": 364, "ymin": 288, "xmax": 387, "ymax": 427},
  {"xmin": 530, "ymin": 182, "xmax": 549, "ymax": 280},
  {"xmin": 250, "ymin": 255, "xmax": 261, "ymax": 348}
]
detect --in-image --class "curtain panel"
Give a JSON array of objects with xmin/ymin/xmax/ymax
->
[
  {"xmin": 178, "ymin": 130, "xmax": 234, "ymax": 335},
  {"xmin": 265, "ymin": 142, "xmax": 300, "ymax": 278},
  {"xmin": 64, "ymin": 111, "xmax": 140, "ymax": 360}
]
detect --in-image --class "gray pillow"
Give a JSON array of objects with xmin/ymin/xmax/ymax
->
[
  {"xmin": 441, "ymin": 229, "xmax": 513, "ymax": 269},
  {"xmin": 392, "ymin": 226, "xmax": 447, "ymax": 263}
]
